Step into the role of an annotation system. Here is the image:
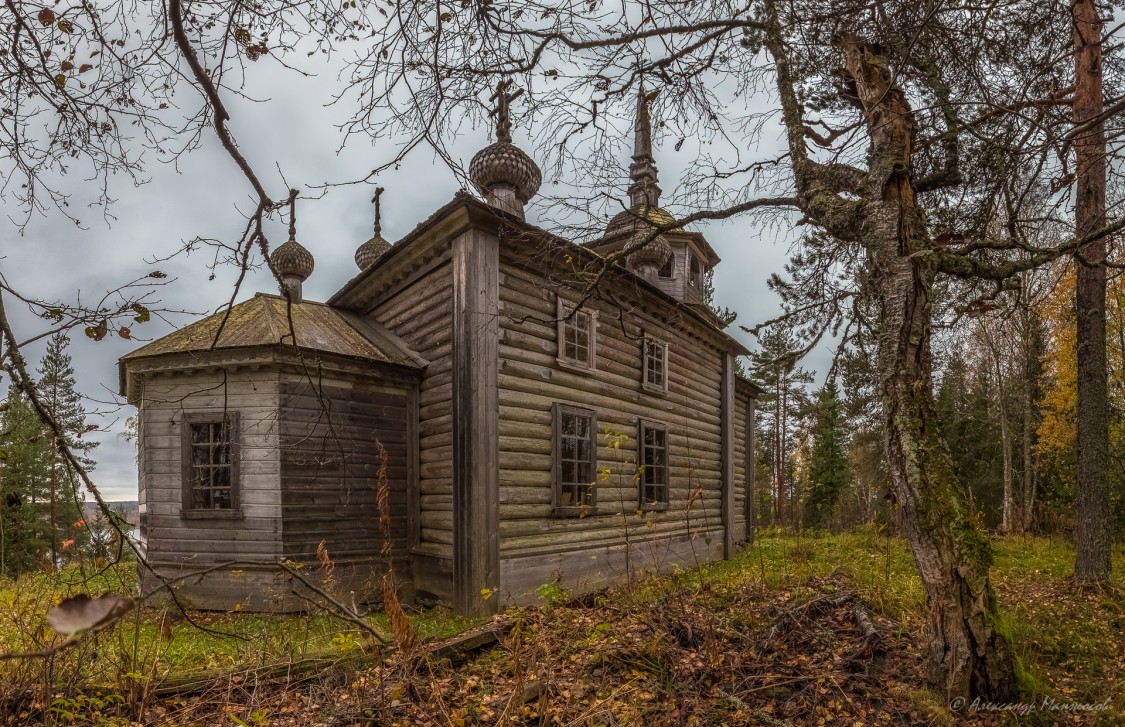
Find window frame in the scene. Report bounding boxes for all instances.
[688,254,703,290]
[552,403,598,515]
[556,297,598,369]
[658,249,676,279]
[637,419,669,510]
[641,336,670,394]
[180,412,242,519]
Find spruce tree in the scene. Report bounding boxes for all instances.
[805,380,848,529]
[0,385,51,576]
[35,333,97,568]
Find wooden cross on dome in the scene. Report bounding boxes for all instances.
[371,186,384,236]
[489,79,524,144]
[287,188,299,240]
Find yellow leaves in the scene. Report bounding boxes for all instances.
[84,319,107,340]
[131,303,151,323]
[1035,266,1125,486]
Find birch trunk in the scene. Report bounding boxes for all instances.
[765,11,1018,698]
[839,35,1018,700]
[985,327,1015,533]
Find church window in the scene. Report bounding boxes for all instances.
[554,404,597,513]
[182,413,240,516]
[638,420,669,508]
[689,254,703,289]
[557,298,597,368]
[642,337,669,392]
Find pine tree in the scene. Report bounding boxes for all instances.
[0,385,51,576]
[805,380,848,529]
[35,333,98,568]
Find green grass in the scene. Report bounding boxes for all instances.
[0,561,479,688]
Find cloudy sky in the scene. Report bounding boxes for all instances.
[2,43,825,502]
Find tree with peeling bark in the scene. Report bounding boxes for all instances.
[765,16,1024,700]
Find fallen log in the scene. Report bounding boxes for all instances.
[153,619,510,698]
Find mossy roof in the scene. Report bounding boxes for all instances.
[120,293,421,368]
[605,204,684,234]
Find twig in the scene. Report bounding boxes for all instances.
[276,560,391,645]
[755,593,854,656]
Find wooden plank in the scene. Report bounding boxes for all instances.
[277,380,412,568]
[497,382,722,438]
[413,551,454,600]
[498,532,725,604]
[746,394,756,544]
[451,227,501,616]
[407,383,421,552]
[499,339,720,412]
[719,352,735,559]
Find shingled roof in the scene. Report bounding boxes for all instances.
[120,293,423,368]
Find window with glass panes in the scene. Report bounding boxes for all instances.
[639,420,668,507]
[182,414,238,511]
[643,338,668,391]
[561,309,591,364]
[557,298,596,368]
[554,404,596,511]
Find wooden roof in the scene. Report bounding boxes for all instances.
[120,293,423,368]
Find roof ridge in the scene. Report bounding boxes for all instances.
[259,295,288,345]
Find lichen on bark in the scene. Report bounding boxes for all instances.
[763,9,1019,699]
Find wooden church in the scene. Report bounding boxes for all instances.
[119,86,760,616]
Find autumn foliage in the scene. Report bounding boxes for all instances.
[1037,265,1125,533]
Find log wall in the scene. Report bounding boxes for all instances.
[137,368,284,609]
[277,376,412,601]
[366,254,455,600]
[733,389,749,543]
[496,254,729,603]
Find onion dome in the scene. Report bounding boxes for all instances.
[468,80,541,218]
[268,236,312,279]
[625,226,673,271]
[468,142,543,204]
[270,191,314,302]
[271,236,315,281]
[355,187,392,270]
